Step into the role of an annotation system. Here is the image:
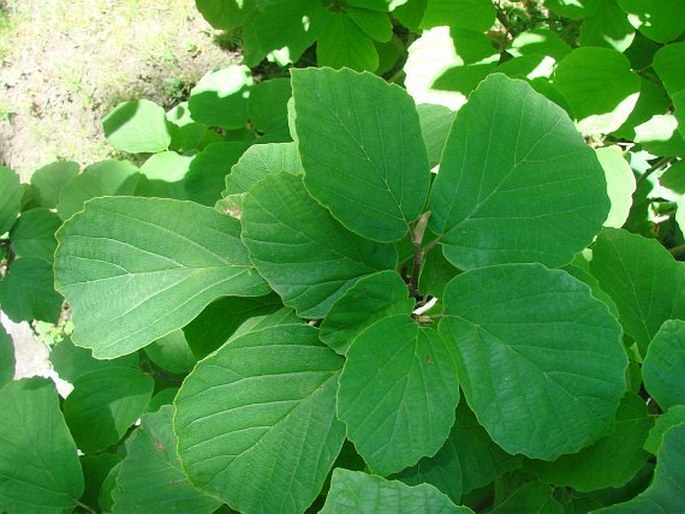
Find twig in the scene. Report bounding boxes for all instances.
[669,244,685,257]
[408,212,432,298]
[636,156,677,187]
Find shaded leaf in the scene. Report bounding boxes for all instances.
[0,257,62,322]
[643,319,685,410]
[0,165,21,234]
[103,99,171,154]
[30,160,79,209]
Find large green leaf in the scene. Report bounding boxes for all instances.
[175,324,346,513]
[291,67,430,242]
[439,264,627,460]
[195,0,256,30]
[0,257,63,322]
[320,270,414,355]
[652,42,685,98]
[596,424,685,512]
[643,320,685,410]
[56,159,140,221]
[0,165,21,234]
[589,228,685,356]
[527,392,653,492]
[111,405,220,514]
[0,325,14,387]
[241,173,397,319]
[102,99,171,154]
[54,196,269,358]
[617,0,685,43]
[320,468,471,513]
[0,378,83,513]
[51,339,154,453]
[30,160,79,209]
[429,73,609,270]
[338,315,460,475]
[553,47,640,135]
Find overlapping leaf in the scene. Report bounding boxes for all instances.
[429,74,609,269]
[175,324,346,513]
[642,320,685,410]
[54,196,269,358]
[0,165,21,234]
[439,263,627,460]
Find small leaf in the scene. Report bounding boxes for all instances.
[642,320,685,410]
[0,378,84,513]
[644,405,685,454]
[439,264,627,460]
[248,78,292,142]
[56,159,140,221]
[51,339,154,453]
[9,208,60,263]
[188,65,253,129]
[292,67,430,242]
[338,315,460,475]
[511,29,571,61]
[320,270,414,355]
[595,424,685,512]
[317,14,379,71]
[103,99,171,154]
[185,142,248,206]
[417,104,457,168]
[553,47,640,135]
[175,324,346,513]
[595,146,636,228]
[348,7,393,42]
[0,165,21,234]
[195,0,255,30]
[429,73,609,269]
[241,173,397,319]
[617,0,685,43]
[544,0,598,19]
[589,228,685,356]
[30,160,79,209]
[0,257,63,322]
[144,330,196,375]
[491,481,564,513]
[526,392,653,492]
[55,196,269,358]
[320,468,471,513]
[80,454,121,513]
[111,405,220,514]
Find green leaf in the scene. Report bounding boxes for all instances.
[166,102,219,154]
[348,7,393,42]
[510,29,571,61]
[248,78,292,142]
[595,146,636,228]
[0,378,83,513]
[634,114,685,157]
[320,270,414,355]
[394,421,463,503]
[421,0,495,31]
[30,160,79,209]
[9,208,60,263]
[617,0,685,43]
[563,264,620,319]
[452,403,522,493]
[491,481,564,513]
[613,78,669,141]
[589,228,685,356]
[80,453,121,513]
[56,159,140,221]
[338,315,460,474]
[653,42,685,97]
[417,104,457,168]
[144,329,196,375]
[195,0,256,30]
[112,405,220,514]
[292,67,430,242]
[183,294,283,359]
[644,405,685,454]
[175,324,346,513]
[580,0,635,52]
[429,73,609,270]
[596,424,685,512]
[137,150,193,200]
[54,196,269,358]
[0,165,21,234]
[450,28,498,64]
[317,14,379,72]
[51,339,154,453]
[102,99,171,154]
[643,320,685,410]
[241,173,397,319]
[527,393,652,492]
[544,0,598,19]
[0,257,63,322]
[320,468,470,513]
[553,47,640,135]
[0,325,14,387]
[185,142,247,206]
[439,264,627,460]
[660,161,685,195]
[188,65,253,130]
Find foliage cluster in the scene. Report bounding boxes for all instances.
[1,0,685,512]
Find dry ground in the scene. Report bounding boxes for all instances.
[0,0,236,379]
